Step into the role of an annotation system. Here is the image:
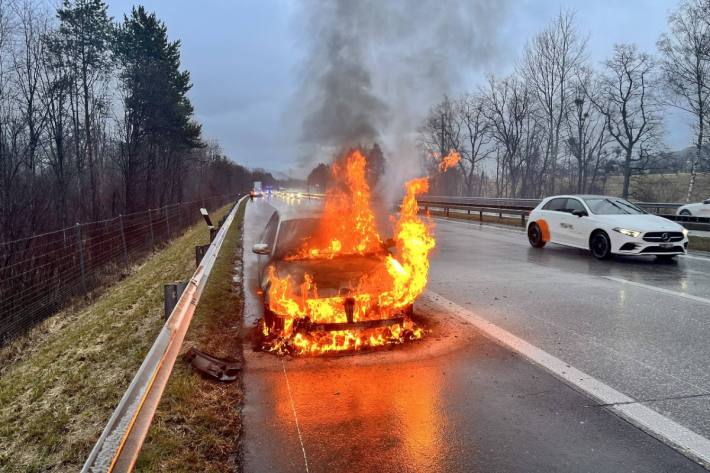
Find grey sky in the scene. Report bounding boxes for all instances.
[108,0,688,177]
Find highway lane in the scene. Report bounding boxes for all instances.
[429,216,710,439]
[240,196,706,472]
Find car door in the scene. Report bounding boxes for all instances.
[562,198,595,248]
[539,198,569,245]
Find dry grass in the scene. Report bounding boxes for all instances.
[0,205,232,473]
[604,173,710,202]
[135,200,246,473]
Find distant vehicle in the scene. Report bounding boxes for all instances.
[527,195,689,260]
[676,198,710,217]
[253,181,262,193]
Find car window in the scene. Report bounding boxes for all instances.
[584,198,644,215]
[542,198,567,212]
[259,211,279,248]
[274,218,319,259]
[566,198,585,213]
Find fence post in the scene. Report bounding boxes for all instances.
[165,206,171,239]
[178,202,184,232]
[119,214,129,266]
[148,209,155,253]
[75,223,87,295]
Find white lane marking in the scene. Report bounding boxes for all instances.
[682,253,710,263]
[604,276,710,306]
[426,290,710,468]
[282,360,310,473]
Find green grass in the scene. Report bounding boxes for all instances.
[0,205,233,473]
[135,200,246,473]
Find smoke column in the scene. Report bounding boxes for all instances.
[293,0,510,195]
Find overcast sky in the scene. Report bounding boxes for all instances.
[108,0,688,177]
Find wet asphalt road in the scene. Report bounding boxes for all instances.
[429,217,710,438]
[240,196,708,472]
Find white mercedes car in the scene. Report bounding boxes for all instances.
[676,198,710,217]
[527,195,689,260]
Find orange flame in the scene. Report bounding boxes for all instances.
[438,150,461,172]
[263,149,434,355]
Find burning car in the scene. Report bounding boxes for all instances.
[251,149,441,355]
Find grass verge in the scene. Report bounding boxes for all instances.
[135,199,246,473]
[0,204,232,473]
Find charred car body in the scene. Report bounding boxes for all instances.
[253,209,414,344]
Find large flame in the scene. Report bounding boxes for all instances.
[263,149,434,355]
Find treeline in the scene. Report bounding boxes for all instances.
[422,1,710,202]
[0,0,268,243]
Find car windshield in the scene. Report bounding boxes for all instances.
[274,218,319,259]
[584,197,645,215]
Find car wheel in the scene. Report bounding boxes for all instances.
[527,222,546,248]
[679,209,692,216]
[590,231,613,260]
[656,255,677,262]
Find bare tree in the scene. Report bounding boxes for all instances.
[566,68,610,193]
[521,10,586,195]
[483,74,533,198]
[456,93,493,195]
[591,44,662,198]
[658,0,710,202]
[419,96,463,193]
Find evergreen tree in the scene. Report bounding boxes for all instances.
[114,6,202,210]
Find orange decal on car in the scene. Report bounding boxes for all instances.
[538,219,550,242]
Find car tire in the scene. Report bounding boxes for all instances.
[679,209,692,216]
[527,222,546,248]
[590,231,613,260]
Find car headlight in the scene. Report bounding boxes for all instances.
[613,227,641,238]
[682,228,689,237]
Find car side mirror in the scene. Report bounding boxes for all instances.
[572,209,587,217]
[252,243,270,255]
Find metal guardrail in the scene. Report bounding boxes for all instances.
[419,196,710,232]
[81,195,245,473]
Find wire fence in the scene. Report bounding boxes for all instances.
[0,194,237,344]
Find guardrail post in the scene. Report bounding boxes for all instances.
[479,210,483,222]
[195,244,210,267]
[148,209,155,253]
[446,207,450,217]
[209,228,217,242]
[75,223,87,295]
[163,281,188,319]
[521,214,525,227]
[119,214,129,266]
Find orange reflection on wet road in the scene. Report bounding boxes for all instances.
[272,359,446,473]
